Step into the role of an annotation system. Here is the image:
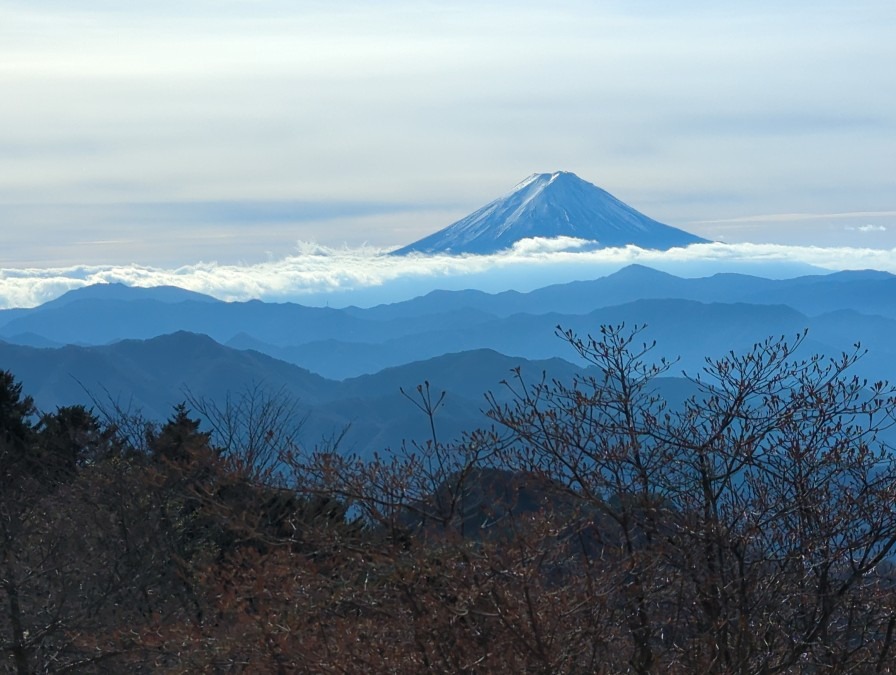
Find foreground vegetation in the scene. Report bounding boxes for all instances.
[4,326,896,673]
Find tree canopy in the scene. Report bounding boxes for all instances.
[3,326,896,672]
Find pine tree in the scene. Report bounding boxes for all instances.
[0,370,37,493]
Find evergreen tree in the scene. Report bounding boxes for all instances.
[0,370,37,493]
[149,403,212,464]
[36,405,110,481]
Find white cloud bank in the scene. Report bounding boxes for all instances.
[3,240,896,310]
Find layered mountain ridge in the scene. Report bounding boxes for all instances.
[5,264,896,456]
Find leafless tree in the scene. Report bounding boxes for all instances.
[486,325,896,673]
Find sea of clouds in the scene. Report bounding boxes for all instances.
[3,239,896,310]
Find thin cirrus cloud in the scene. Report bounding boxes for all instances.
[695,211,896,225]
[847,225,888,233]
[3,240,896,311]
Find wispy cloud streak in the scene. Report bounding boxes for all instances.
[693,211,896,225]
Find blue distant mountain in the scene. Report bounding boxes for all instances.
[5,265,896,379]
[43,282,220,307]
[392,172,709,255]
[6,263,896,453]
[0,333,603,456]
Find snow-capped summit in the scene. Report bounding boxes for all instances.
[392,171,709,255]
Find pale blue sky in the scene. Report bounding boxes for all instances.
[2,1,895,267]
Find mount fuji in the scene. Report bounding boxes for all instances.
[392,171,710,255]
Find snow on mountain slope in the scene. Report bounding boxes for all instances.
[392,171,709,255]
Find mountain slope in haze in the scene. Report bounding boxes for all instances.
[260,300,827,379]
[392,172,710,255]
[0,297,423,347]
[264,297,896,382]
[0,334,613,456]
[0,332,339,420]
[42,282,221,308]
[350,265,896,321]
[6,267,896,362]
[6,326,887,457]
[0,294,501,348]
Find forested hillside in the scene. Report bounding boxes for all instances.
[4,326,896,673]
